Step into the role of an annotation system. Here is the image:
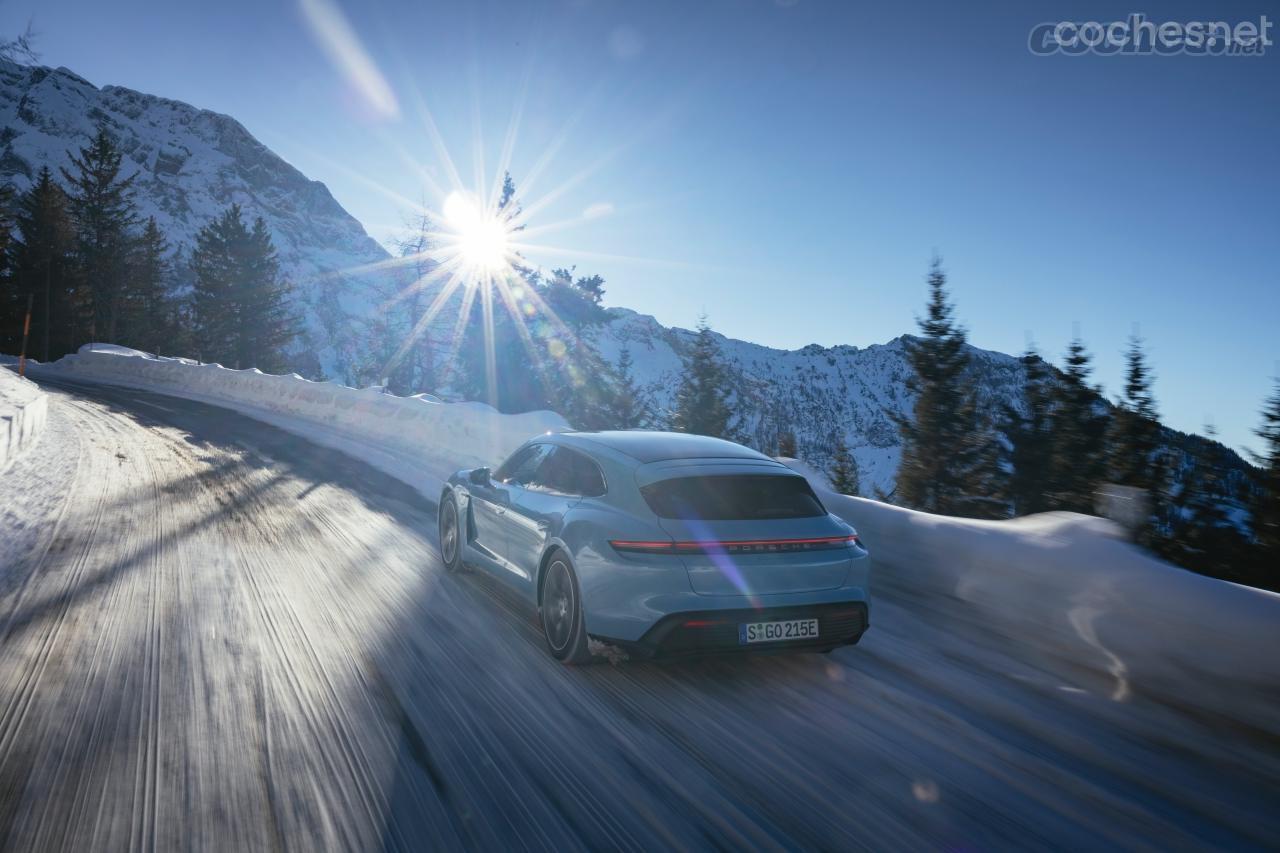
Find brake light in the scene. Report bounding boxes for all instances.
[608,540,678,553]
[610,535,859,555]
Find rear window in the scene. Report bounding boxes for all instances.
[640,475,826,520]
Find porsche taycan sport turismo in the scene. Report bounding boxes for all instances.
[438,431,871,663]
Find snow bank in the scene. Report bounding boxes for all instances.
[784,459,1280,735]
[0,365,49,471]
[26,345,568,494]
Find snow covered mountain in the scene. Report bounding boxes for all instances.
[0,60,1251,502]
[0,60,390,376]
[594,309,1027,496]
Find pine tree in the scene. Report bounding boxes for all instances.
[895,257,1006,517]
[0,182,12,268]
[0,23,38,64]
[1046,336,1109,513]
[1108,334,1165,497]
[0,181,14,348]
[777,429,798,458]
[9,168,78,361]
[373,212,439,395]
[236,216,295,372]
[609,346,652,429]
[1253,378,1280,562]
[191,205,294,370]
[61,127,138,343]
[120,216,174,354]
[829,435,860,495]
[1003,346,1054,515]
[671,316,735,439]
[1167,426,1252,582]
[191,206,240,363]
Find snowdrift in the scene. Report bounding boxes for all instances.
[25,345,568,494]
[0,365,49,471]
[785,459,1280,736]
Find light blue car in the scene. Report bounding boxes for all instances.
[438,431,871,663]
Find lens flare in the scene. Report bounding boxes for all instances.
[442,191,510,273]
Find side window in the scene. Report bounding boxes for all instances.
[496,444,552,485]
[569,450,606,497]
[494,445,537,481]
[527,447,606,497]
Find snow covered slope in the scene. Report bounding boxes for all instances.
[595,308,1026,497]
[0,60,391,378]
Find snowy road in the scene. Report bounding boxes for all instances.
[1,376,1276,851]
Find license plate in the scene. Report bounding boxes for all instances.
[738,618,819,644]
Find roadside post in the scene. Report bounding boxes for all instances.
[18,293,33,377]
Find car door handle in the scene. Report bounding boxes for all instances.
[536,521,549,532]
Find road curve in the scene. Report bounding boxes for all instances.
[0,376,1275,851]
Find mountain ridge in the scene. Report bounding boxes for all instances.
[0,59,1254,501]
[0,59,391,376]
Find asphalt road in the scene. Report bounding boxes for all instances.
[0,376,1275,851]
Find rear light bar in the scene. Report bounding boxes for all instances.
[610,535,859,555]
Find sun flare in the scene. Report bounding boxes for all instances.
[442,191,511,273]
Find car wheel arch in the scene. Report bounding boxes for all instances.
[535,542,572,606]
[440,486,471,540]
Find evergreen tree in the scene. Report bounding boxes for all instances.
[9,168,78,360]
[777,429,798,458]
[191,205,294,370]
[443,174,617,424]
[895,257,1007,517]
[0,182,11,269]
[120,216,175,354]
[671,316,735,439]
[373,212,439,395]
[61,127,138,343]
[236,216,295,372]
[0,22,38,64]
[1108,334,1166,501]
[0,181,14,346]
[608,346,652,428]
[1167,426,1252,583]
[1002,346,1054,515]
[1046,336,1109,512]
[191,206,239,362]
[829,435,860,495]
[1253,378,1280,563]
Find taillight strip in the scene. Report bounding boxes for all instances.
[610,535,859,554]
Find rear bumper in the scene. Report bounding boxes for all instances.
[594,601,869,660]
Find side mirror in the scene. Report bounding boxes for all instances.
[469,467,491,485]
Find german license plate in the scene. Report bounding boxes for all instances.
[739,618,819,644]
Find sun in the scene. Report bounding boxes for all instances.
[442,191,511,274]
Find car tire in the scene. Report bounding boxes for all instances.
[540,550,593,665]
[438,492,464,573]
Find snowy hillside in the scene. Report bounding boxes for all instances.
[595,308,1026,497]
[0,60,390,377]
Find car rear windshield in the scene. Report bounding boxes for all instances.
[640,475,826,520]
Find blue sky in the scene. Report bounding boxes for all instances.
[3,0,1277,455]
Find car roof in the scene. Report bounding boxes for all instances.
[552,430,775,464]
